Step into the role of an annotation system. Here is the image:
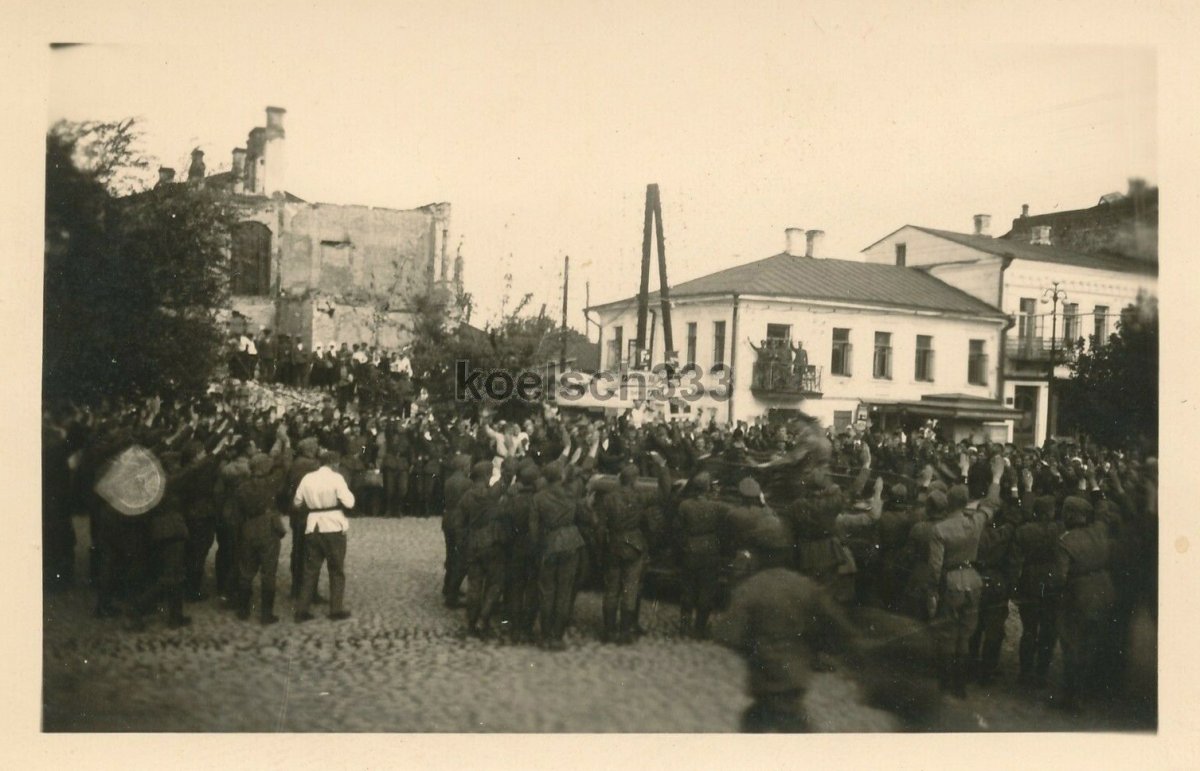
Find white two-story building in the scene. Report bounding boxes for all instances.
[587,228,1020,443]
[861,200,1158,446]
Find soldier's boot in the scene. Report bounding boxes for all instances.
[617,612,635,645]
[601,608,618,643]
[261,589,279,625]
[236,587,252,621]
[167,589,192,628]
[951,657,969,699]
[937,660,953,694]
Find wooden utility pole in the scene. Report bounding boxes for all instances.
[634,183,673,368]
[560,255,570,369]
[635,188,654,363]
[653,185,674,362]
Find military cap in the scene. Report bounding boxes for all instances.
[619,463,639,483]
[1062,495,1093,527]
[947,484,970,510]
[685,470,712,495]
[929,480,949,494]
[297,437,319,458]
[1033,495,1057,521]
[471,460,494,480]
[517,462,541,484]
[250,453,274,476]
[738,476,762,499]
[542,462,564,483]
[926,490,949,516]
[889,483,908,502]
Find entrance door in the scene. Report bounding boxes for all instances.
[1013,385,1039,448]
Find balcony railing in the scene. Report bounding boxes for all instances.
[1005,337,1080,364]
[749,339,822,397]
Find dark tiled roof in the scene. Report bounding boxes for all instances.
[591,253,1004,317]
[910,226,1157,276]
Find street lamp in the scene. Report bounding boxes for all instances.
[1041,281,1068,443]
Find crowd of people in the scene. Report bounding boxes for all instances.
[228,329,415,412]
[41,374,1158,731]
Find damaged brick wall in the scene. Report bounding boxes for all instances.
[227,198,451,350]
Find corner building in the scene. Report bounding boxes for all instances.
[588,228,1019,443]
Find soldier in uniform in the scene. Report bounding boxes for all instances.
[214,439,254,605]
[674,471,728,638]
[502,462,541,642]
[926,454,1004,697]
[713,552,862,732]
[1013,493,1063,688]
[127,452,191,630]
[440,454,473,607]
[787,483,854,603]
[1055,495,1117,713]
[382,421,411,517]
[596,460,664,644]
[178,439,220,602]
[232,453,287,624]
[458,461,507,637]
[968,490,1020,685]
[530,462,586,649]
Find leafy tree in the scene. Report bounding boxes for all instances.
[44,120,233,405]
[1057,295,1158,450]
[406,283,563,420]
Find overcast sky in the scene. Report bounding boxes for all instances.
[48,4,1156,333]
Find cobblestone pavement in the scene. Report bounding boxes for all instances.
[43,517,1139,732]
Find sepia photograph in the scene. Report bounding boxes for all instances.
[31,2,1170,741]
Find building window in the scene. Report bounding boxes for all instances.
[833,410,853,434]
[607,326,623,369]
[230,221,272,296]
[873,331,892,380]
[1093,305,1109,344]
[968,339,988,385]
[831,328,852,376]
[1062,303,1081,345]
[766,323,791,341]
[1018,297,1036,341]
[686,322,697,367]
[712,321,726,368]
[915,334,934,382]
[895,242,907,267]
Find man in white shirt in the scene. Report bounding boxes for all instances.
[292,450,355,622]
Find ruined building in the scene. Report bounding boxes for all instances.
[166,106,461,350]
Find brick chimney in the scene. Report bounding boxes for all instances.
[784,227,805,257]
[262,106,287,198]
[1128,177,1147,197]
[1030,225,1052,246]
[187,148,206,184]
[973,214,991,237]
[1021,204,1030,218]
[247,128,266,194]
[231,148,247,194]
[157,167,175,187]
[805,229,825,258]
